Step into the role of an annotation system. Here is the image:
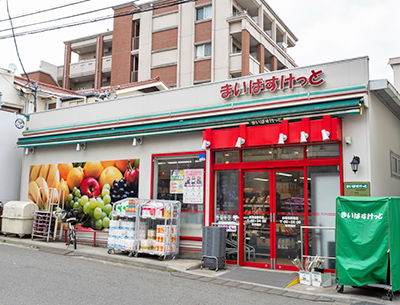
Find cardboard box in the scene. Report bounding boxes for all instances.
[299,270,312,286]
[257,237,270,246]
[311,271,332,287]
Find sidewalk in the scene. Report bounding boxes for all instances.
[0,234,396,304]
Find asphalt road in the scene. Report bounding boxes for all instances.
[0,242,346,305]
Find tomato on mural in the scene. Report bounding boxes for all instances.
[28,159,140,231]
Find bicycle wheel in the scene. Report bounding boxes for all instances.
[72,229,77,249]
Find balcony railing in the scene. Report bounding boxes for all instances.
[131,71,138,83]
[102,55,112,72]
[132,37,139,50]
[69,59,96,77]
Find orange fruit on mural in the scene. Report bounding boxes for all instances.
[99,166,123,189]
[57,178,70,206]
[67,167,84,190]
[115,159,135,173]
[100,160,115,168]
[83,161,104,179]
[58,163,73,181]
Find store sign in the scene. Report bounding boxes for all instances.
[344,182,370,196]
[220,69,325,99]
[249,117,282,126]
[217,221,237,232]
[340,211,382,220]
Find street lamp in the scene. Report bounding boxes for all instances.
[350,156,360,174]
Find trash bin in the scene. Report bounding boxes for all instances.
[1,201,37,237]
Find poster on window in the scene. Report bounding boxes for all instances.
[170,170,184,194]
[183,169,204,203]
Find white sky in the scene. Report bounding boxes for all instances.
[0,0,399,83]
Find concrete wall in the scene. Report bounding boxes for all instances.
[342,111,370,182]
[368,93,400,196]
[0,111,23,202]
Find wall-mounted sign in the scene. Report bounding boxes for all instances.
[220,69,325,100]
[15,118,25,129]
[249,117,282,126]
[344,182,370,196]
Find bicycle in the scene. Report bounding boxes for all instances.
[60,209,79,249]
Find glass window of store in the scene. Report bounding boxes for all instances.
[307,165,340,270]
[153,154,205,237]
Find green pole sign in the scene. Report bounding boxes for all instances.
[343,182,370,196]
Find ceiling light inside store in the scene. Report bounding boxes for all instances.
[254,178,269,182]
[277,172,292,177]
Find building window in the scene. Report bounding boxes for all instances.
[47,102,56,110]
[153,153,206,237]
[231,39,241,54]
[196,43,211,58]
[232,6,240,16]
[196,5,212,21]
[391,151,400,179]
[306,144,340,159]
[132,20,140,50]
[131,54,139,82]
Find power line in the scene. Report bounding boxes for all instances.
[0,0,90,23]
[0,0,144,35]
[0,0,196,40]
[6,0,30,85]
[0,6,111,34]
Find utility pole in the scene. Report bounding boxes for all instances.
[33,82,38,113]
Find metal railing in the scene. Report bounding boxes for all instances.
[300,225,335,268]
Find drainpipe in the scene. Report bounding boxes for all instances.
[17,89,34,114]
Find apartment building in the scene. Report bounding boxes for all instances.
[59,0,297,91]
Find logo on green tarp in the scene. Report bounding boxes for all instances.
[344,182,370,196]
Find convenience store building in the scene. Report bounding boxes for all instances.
[18,56,400,270]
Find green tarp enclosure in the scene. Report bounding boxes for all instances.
[336,196,400,292]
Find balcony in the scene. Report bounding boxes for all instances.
[229,53,260,75]
[102,56,112,73]
[69,59,96,78]
[249,55,260,75]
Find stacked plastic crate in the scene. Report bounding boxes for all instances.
[202,226,226,270]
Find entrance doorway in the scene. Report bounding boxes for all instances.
[242,169,304,269]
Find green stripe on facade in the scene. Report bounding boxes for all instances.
[18,99,360,147]
[23,86,366,135]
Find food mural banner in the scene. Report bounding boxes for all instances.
[28,159,139,231]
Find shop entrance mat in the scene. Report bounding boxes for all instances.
[218,267,298,288]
